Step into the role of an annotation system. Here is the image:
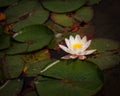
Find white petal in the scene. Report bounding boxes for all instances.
[65,38,71,49]
[69,35,75,44]
[83,49,96,55]
[75,35,81,43]
[81,36,87,44]
[81,40,91,52]
[59,45,70,53]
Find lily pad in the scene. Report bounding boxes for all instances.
[26,59,55,76]
[88,52,120,70]
[5,0,39,23]
[6,41,28,55]
[90,38,120,51]
[0,33,10,50]
[13,25,54,52]
[3,55,24,78]
[87,0,102,5]
[35,60,103,96]
[88,38,120,70]
[41,0,87,13]
[51,13,74,27]
[0,0,18,7]
[13,3,49,31]
[0,80,23,96]
[74,7,94,22]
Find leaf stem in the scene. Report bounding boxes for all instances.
[40,60,60,73]
[0,80,10,90]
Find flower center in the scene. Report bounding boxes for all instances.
[72,43,82,48]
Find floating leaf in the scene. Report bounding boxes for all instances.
[74,7,94,22]
[3,55,24,78]
[0,33,10,50]
[90,38,120,51]
[0,80,23,96]
[88,38,120,70]
[5,0,39,23]
[88,52,120,70]
[13,25,54,52]
[51,13,74,27]
[87,0,102,5]
[0,0,18,7]
[41,0,87,13]
[35,60,103,96]
[26,59,55,76]
[13,3,49,31]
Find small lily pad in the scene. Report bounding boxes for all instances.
[41,0,87,13]
[35,60,103,96]
[13,25,54,52]
[74,7,94,22]
[51,13,74,27]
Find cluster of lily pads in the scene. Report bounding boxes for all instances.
[0,0,120,96]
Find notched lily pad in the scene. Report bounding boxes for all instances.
[13,3,49,31]
[5,0,39,23]
[74,7,94,22]
[13,25,54,52]
[51,13,74,27]
[35,60,103,96]
[41,0,87,13]
[6,41,28,55]
[90,38,120,51]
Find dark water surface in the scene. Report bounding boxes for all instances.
[93,0,120,96]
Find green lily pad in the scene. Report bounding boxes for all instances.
[3,55,24,78]
[26,59,55,76]
[74,7,94,22]
[5,0,39,23]
[90,38,120,51]
[88,38,120,70]
[0,80,23,96]
[0,33,10,50]
[13,3,49,31]
[41,0,87,13]
[0,0,18,7]
[13,25,54,52]
[88,52,120,70]
[6,41,28,55]
[51,13,74,27]
[35,60,103,96]
[87,0,102,5]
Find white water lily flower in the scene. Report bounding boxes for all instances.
[59,34,96,60]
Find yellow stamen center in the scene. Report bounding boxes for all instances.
[72,43,82,48]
